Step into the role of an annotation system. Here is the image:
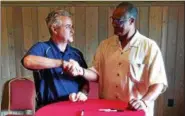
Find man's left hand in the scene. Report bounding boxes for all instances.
[69,92,88,102]
[128,99,147,112]
[76,91,88,102]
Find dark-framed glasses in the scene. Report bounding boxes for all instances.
[110,16,129,25]
[63,24,74,30]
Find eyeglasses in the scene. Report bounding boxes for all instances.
[63,24,74,30]
[57,24,74,30]
[110,16,129,25]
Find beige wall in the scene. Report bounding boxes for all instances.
[1,1,184,116]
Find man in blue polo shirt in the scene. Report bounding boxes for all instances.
[21,10,89,109]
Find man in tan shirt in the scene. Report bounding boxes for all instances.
[68,2,168,116]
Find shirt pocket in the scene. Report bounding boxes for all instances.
[129,62,145,83]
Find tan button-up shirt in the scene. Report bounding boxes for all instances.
[92,31,168,116]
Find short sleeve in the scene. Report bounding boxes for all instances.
[149,43,168,93]
[21,42,45,69]
[26,42,45,56]
[91,41,105,73]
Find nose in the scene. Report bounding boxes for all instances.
[71,27,74,34]
[112,19,120,27]
[112,21,120,28]
[112,22,117,27]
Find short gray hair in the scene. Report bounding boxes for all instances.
[116,2,138,20]
[45,10,71,34]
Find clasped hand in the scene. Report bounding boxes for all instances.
[62,59,83,77]
[69,92,88,102]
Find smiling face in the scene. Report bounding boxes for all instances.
[112,7,134,37]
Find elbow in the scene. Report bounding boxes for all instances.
[89,74,98,82]
[95,75,99,82]
[23,56,32,69]
[88,67,99,82]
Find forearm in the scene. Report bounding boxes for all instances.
[141,83,164,104]
[82,67,99,81]
[23,55,63,70]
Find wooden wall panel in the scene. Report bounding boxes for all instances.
[174,6,184,116]
[31,7,39,44]
[75,7,86,57]
[50,6,63,12]
[164,6,179,116]
[136,7,140,30]
[139,7,149,37]
[0,2,184,116]
[22,7,33,76]
[1,8,10,107]
[13,7,24,76]
[108,6,115,37]
[22,7,33,52]
[1,7,10,79]
[98,7,108,43]
[0,7,2,109]
[85,7,98,66]
[38,7,50,42]
[6,7,16,78]
[161,6,168,60]
[149,7,162,46]
[155,6,169,116]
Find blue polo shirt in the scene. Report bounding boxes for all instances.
[21,39,88,108]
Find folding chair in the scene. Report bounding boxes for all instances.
[1,77,35,116]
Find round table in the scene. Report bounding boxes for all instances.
[35,99,145,116]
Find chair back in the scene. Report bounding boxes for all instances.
[1,77,35,113]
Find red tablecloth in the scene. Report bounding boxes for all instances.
[35,99,145,116]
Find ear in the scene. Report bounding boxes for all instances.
[129,18,135,25]
[51,25,57,35]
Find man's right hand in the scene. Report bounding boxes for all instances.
[69,59,84,76]
[62,59,99,81]
[62,59,83,77]
[62,60,72,72]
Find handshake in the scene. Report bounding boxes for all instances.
[62,59,84,77]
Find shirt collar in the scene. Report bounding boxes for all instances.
[49,39,72,55]
[113,30,140,49]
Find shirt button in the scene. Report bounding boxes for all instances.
[117,73,120,76]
